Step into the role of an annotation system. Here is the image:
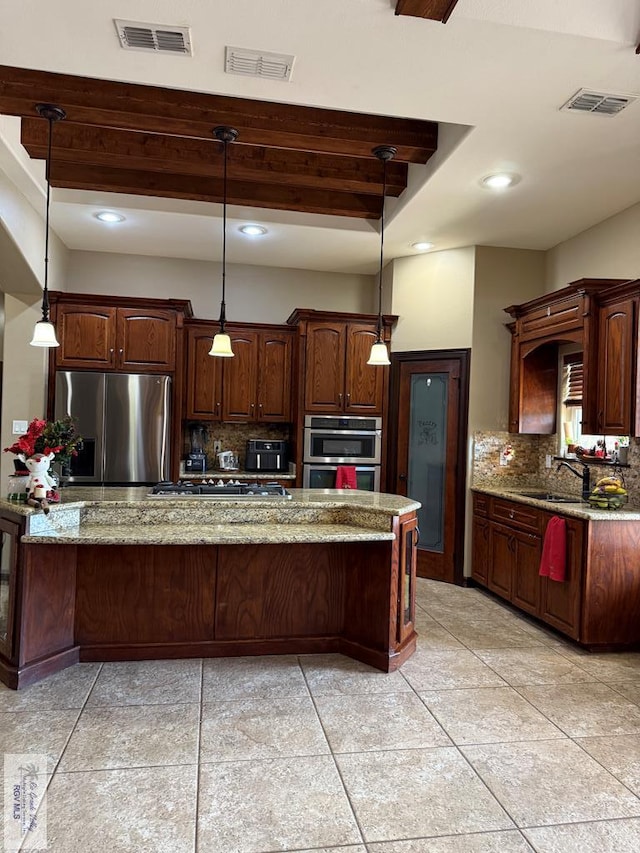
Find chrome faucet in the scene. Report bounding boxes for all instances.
[556,460,591,498]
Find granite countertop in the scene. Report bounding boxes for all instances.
[8,487,420,545]
[473,485,640,521]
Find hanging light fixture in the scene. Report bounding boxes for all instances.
[209,125,239,358]
[30,103,66,347]
[367,144,396,366]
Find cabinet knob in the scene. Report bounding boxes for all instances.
[109,348,114,354]
[509,510,515,519]
[250,403,255,409]
[119,348,123,354]
[338,393,343,403]
[346,392,351,404]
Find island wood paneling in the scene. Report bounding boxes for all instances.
[18,545,77,665]
[215,543,345,639]
[75,545,216,645]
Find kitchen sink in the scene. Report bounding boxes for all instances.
[516,491,582,503]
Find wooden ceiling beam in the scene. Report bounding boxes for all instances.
[21,119,408,196]
[395,0,460,22]
[0,65,437,163]
[48,163,382,219]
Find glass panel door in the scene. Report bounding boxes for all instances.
[0,520,18,660]
[408,373,448,553]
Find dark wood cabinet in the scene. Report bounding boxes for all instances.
[54,303,178,372]
[505,279,626,435]
[471,492,593,644]
[0,517,20,662]
[595,298,636,435]
[539,515,583,640]
[397,514,418,646]
[185,322,293,423]
[185,325,224,420]
[304,320,384,414]
[470,501,490,586]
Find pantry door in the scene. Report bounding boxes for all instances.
[388,350,470,584]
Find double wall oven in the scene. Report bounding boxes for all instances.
[302,415,382,491]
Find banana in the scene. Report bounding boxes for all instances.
[596,476,622,487]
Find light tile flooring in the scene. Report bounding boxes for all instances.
[4,578,640,851]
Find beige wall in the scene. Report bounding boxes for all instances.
[0,294,49,486]
[546,201,640,291]
[65,252,375,323]
[389,247,476,352]
[470,246,546,432]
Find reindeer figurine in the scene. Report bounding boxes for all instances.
[19,451,57,513]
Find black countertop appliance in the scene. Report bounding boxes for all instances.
[245,439,288,472]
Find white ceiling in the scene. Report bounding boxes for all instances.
[1,0,639,274]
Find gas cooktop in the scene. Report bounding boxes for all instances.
[148,480,292,499]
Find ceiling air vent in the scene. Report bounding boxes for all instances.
[114,19,192,55]
[561,88,636,117]
[225,46,295,81]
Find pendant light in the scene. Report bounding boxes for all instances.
[209,126,238,358]
[30,103,66,347]
[367,144,396,366]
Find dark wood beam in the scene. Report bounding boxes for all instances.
[48,162,382,219]
[21,119,408,196]
[395,0,460,22]
[0,65,437,163]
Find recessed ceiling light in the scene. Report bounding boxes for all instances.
[239,224,267,236]
[94,211,125,223]
[481,173,519,190]
[411,241,434,252]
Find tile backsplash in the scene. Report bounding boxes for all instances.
[183,422,291,470]
[472,431,640,505]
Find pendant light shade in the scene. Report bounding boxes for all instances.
[30,104,66,348]
[367,144,396,367]
[209,125,238,358]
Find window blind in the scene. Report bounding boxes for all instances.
[563,353,583,406]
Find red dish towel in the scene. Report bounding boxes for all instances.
[335,466,357,489]
[539,516,567,582]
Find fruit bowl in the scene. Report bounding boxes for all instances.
[586,493,629,510]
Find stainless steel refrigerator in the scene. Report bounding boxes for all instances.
[55,372,171,484]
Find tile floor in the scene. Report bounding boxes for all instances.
[3,578,640,851]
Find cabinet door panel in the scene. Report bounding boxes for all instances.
[488,524,513,600]
[56,305,117,369]
[512,530,542,617]
[597,299,635,434]
[257,332,293,422]
[304,322,346,412]
[471,515,490,585]
[345,324,384,414]
[540,517,583,640]
[223,331,259,421]
[0,518,20,662]
[117,308,176,372]
[186,327,223,420]
[397,515,418,646]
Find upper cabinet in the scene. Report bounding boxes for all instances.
[50,293,191,374]
[504,279,627,435]
[594,295,636,435]
[289,310,395,415]
[185,322,294,423]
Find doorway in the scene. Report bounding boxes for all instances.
[387,350,470,584]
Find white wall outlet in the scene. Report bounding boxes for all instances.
[545,454,552,469]
[499,452,508,467]
[213,439,222,454]
[12,420,28,435]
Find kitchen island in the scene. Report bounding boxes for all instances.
[0,488,420,689]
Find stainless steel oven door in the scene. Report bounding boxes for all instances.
[303,429,382,464]
[302,464,381,492]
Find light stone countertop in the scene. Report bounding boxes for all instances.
[10,487,420,544]
[473,485,640,521]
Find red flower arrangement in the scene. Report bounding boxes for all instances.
[4,416,82,463]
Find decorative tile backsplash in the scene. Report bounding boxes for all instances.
[472,431,640,504]
[183,422,291,470]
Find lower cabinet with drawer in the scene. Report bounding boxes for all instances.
[472,492,583,641]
